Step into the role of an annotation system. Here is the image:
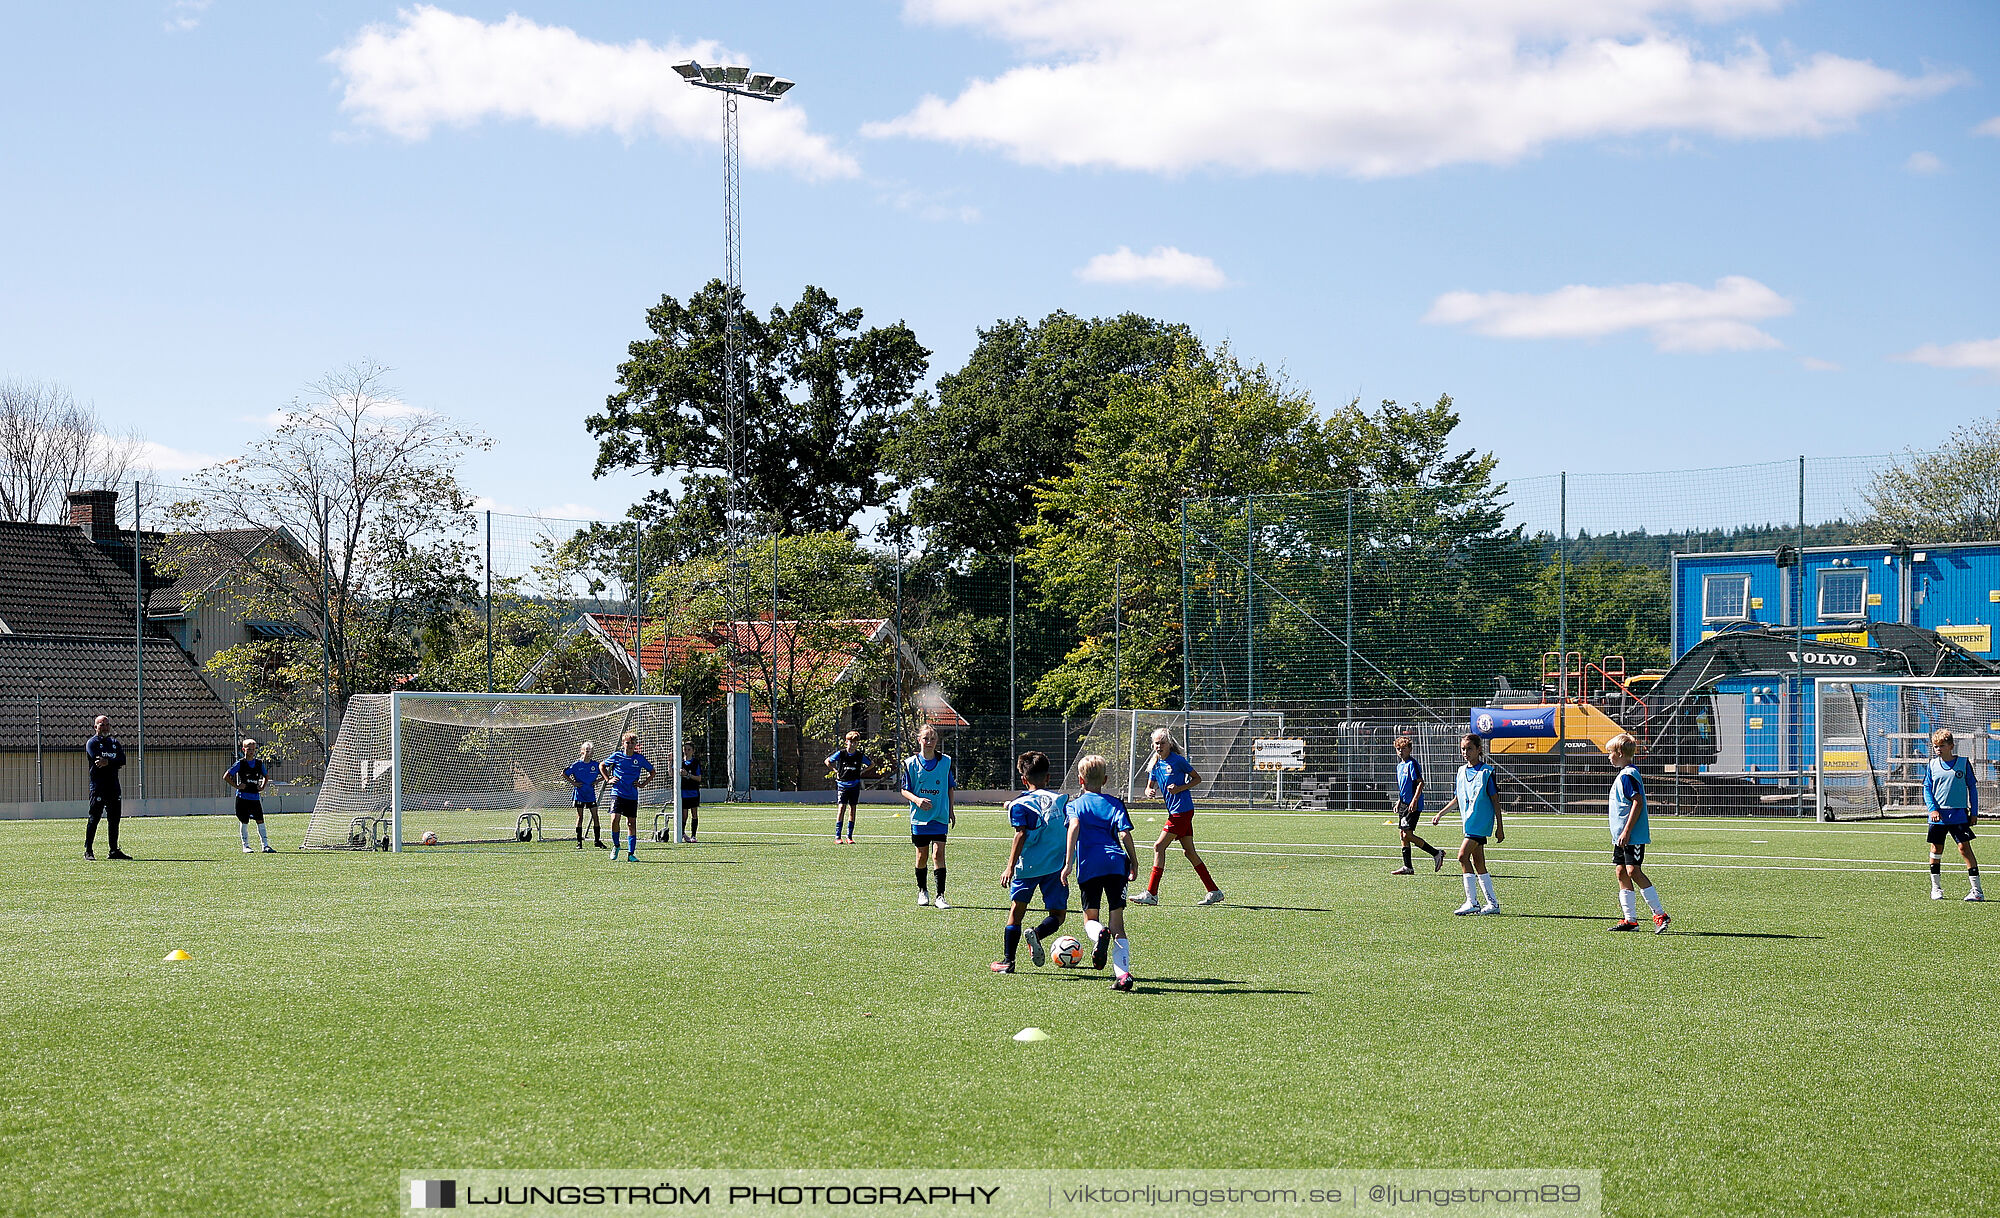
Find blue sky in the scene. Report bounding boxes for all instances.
[1,1,1995,525]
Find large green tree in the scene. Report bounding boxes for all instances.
[890,310,1194,558]
[588,282,929,537]
[1022,342,1351,714]
[1863,413,2000,542]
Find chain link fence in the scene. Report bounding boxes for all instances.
[11,451,1995,817]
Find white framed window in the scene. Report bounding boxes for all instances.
[1702,573,1751,622]
[1818,568,1868,621]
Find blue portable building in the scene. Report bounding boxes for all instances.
[1669,542,2000,782]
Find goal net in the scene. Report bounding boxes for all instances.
[1076,709,1287,806]
[1815,677,1998,821]
[303,693,682,850]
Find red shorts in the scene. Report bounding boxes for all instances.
[1162,811,1195,838]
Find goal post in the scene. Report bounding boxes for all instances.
[1814,676,1998,822]
[1078,709,1286,806]
[304,692,683,850]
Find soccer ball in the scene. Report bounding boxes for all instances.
[420,831,439,846]
[1049,936,1085,968]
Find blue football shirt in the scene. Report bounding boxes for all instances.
[1151,753,1196,815]
[602,751,653,800]
[1006,788,1069,879]
[1396,757,1424,811]
[564,759,600,803]
[1068,790,1134,881]
[1609,765,1648,845]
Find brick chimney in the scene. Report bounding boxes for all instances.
[67,489,119,540]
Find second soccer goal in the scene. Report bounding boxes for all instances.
[301,692,683,851]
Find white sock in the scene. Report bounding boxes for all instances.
[1085,918,1105,944]
[1112,937,1130,975]
[1640,885,1665,916]
[1462,874,1479,903]
[239,824,250,847]
[1618,889,1639,920]
[1972,873,1984,892]
[256,822,270,846]
[1478,874,1497,905]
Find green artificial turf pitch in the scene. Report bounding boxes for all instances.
[0,804,1993,1217]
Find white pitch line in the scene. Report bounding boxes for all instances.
[1193,846,1923,875]
[713,829,1928,873]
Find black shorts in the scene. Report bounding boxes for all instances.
[1397,805,1422,832]
[681,791,700,809]
[88,791,121,817]
[612,796,639,819]
[1928,822,1976,846]
[1464,834,1488,846]
[837,787,861,809]
[911,832,948,847]
[1080,874,1129,912]
[1611,842,1646,867]
[234,797,265,824]
[574,800,598,814]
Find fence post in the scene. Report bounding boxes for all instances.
[1345,489,1353,815]
[1009,554,1017,759]
[770,529,781,789]
[1558,472,1567,816]
[484,510,494,694]
[632,524,644,695]
[1245,495,1255,717]
[132,479,145,805]
[1797,455,1807,817]
[1113,555,1122,711]
[320,495,333,760]
[893,530,905,764]
[1180,499,1191,737]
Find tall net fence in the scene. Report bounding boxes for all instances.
[10,450,1998,816]
[1182,456,1917,815]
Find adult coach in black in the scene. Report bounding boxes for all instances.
[84,715,132,860]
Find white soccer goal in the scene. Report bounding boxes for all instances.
[1815,677,1998,821]
[1077,709,1287,807]
[303,692,682,850]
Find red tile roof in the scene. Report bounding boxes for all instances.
[585,614,968,729]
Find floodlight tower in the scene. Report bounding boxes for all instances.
[674,59,794,795]
[672,59,795,550]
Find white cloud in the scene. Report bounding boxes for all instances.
[1975,116,2000,137]
[328,6,856,180]
[1905,150,1943,173]
[1893,337,2000,374]
[1424,275,1792,352]
[1076,245,1227,290]
[880,185,982,223]
[1799,356,1841,372]
[164,0,211,32]
[867,1,1958,176]
[134,439,221,475]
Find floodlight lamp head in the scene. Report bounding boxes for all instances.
[764,77,795,98]
[672,60,704,82]
[723,63,750,85]
[746,72,776,94]
[700,63,727,83]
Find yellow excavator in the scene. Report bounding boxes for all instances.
[1476,623,1997,768]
